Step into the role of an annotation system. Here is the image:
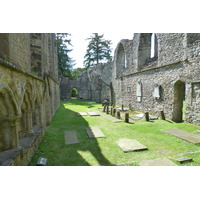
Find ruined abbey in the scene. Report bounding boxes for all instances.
[0,33,60,165]
[1,33,200,166]
[61,33,200,126]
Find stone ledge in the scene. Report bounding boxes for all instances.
[0,127,44,166]
[0,57,43,82]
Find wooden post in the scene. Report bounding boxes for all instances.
[122,104,124,111]
[106,106,109,114]
[103,105,106,112]
[113,108,116,117]
[110,108,113,115]
[117,111,121,119]
[125,113,129,123]
[159,111,165,120]
[145,112,149,121]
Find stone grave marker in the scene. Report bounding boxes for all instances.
[64,131,79,145]
[87,111,100,116]
[86,127,105,138]
[175,157,193,163]
[139,158,177,166]
[37,157,47,166]
[161,128,200,144]
[116,138,148,153]
[77,112,87,116]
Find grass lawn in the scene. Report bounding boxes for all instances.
[29,99,200,166]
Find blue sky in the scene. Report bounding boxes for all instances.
[69,33,133,68]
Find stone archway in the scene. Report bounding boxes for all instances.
[20,89,33,137]
[0,86,20,152]
[70,88,79,99]
[172,80,186,122]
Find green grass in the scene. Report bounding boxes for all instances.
[29,99,200,166]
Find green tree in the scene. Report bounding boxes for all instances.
[56,33,75,77]
[70,67,87,80]
[84,33,112,69]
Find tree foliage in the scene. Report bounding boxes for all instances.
[84,33,112,69]
[56,33,75,77]
[70,68,87,80]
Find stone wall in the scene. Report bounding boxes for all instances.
[112,33,200,125]
[60,62,113,103]
[0,33,60,166]
[60,33,200,126]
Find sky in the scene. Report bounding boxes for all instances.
[69,33,134,69]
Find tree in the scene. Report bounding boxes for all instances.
[84,33,112,69]
[70,67,87,80]
[56,33,75,77]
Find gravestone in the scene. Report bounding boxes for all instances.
[99,112,122,123]
[77,112,87,116]
[176,157,193,163]
[37,157,47,166]
[64,131,79,144]
[139,158,177,166]
[161,128,200,144]
[86,127,105,138]
[116,138,148,152]
[87,111,100,116]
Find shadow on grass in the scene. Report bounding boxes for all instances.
[29,100,111,166]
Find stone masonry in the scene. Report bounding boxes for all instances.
[60,33,200,126]
[0,33,60,166]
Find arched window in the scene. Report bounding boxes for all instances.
[138,33,158,70]
[151,33,158,58]
[116,43,126,77]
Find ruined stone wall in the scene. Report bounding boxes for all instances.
[60,62,112,103]
[112,33,200,125]
[0,33,60,166]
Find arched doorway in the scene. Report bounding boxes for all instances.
[71,88,78,100]
[172,80,186,122]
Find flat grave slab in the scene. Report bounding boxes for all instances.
[139,158,177,166]
[175,157,193,163]
[77,112,88,116]
[161,128,200,144]
[116,138,148,153]
[99,112,122,123]
[87,111,100,116]
[86,127,105,138]
[37,157,47,166]
[64,131,79,145]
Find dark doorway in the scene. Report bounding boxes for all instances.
[172,81,186,122]
[71,88,78,100]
